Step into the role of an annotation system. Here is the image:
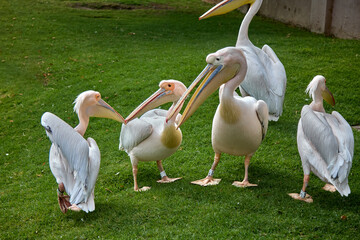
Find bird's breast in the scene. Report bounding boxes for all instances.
[219,101,241,124]
[160,124,182,149]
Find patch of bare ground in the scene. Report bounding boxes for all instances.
[69,2,174,11]
[352,125,360,131]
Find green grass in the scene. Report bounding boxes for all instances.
[1,0,359,239]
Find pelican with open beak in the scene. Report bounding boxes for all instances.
[169,47,268,187]
[119,80,187,191]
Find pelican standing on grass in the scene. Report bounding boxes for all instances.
[41,91,125,213]
[289,75,354,203]
[200,0,286,121]
[119,80,186,191]
[168,47,268,187]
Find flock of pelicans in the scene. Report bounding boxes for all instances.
[41,0,354,213]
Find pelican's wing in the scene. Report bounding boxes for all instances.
[261,44,287,97]
[255,100,269,140]
[76,137,100,212]
[41,112,89,204]
[325,111,354,182]
[119,118,153,152]
[141,109,167,119]
[300,106,338,170]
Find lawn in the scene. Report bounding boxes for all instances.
[1,0,359,239]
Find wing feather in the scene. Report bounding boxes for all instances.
[119,118,152,152]
[41,112,89,204]
[325,111,354,182]
[300,106,338,168]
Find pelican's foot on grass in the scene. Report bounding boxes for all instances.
[135,186,151,192]
[322,183,336,192]
[68,204,82,212]
[288,193,313,203]
[191,176,221,186]
[232,180,258,188]
[157,176,182,183]
[57,193,71,214]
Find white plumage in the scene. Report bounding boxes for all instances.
[289,75,354,202]
[41,90,124,213]
[168,47,268,187]
[119,80,186,191]
[200,0,286,121]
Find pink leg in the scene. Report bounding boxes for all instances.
[156,160,181,183]
[191,152,222,186]
[288,174,313,203]
[232,155,258,187]
[132,165,151,192]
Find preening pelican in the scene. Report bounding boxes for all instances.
[119,80,186,191]
[168,47,268,187]
[200,0,286,121]
[289,76,354,203]
[41,91,124,213]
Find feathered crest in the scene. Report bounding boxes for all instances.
[305,75,325,100]
[73,90,96,114]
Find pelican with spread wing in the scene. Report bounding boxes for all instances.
[200,0,286,121]
[119,80,186,191]
[41,91,124,213]
[289,76,354,203]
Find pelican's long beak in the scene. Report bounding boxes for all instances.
[126,88,176,122]
[200,0,254,20]
[92,99,125,123]
[168,64,224,128]
[166,65,212,122]
[322,87,335,106]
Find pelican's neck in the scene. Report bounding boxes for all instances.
[166,100,183,125]
[236,0,262,47]
[74,106,89,136]
[162,101,182,149]
[309,91,325,113]
[222,61,248,104]
[219,61,247,125]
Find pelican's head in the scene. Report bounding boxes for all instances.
[305,75,335,106]
[125,80,187,123]
[73,90,125,123]
[167,47,247,127]
[200,0,255,20]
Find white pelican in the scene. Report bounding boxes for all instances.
[200,0,286,121]
[168,47,268,187]
[119,80,186,191]
[41,91,124,213]
[289,75,354,203]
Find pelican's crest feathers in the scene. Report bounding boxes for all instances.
[305,75,323,100]
[73,90,97,114]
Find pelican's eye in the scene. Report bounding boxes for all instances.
[95,93,101,101]
[164,83,175,91]
[216,57,220,61]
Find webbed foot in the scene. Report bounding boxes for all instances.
[135,186,151,192]
[288,193,313,203]
[232,180,258,188]
[191,176,221,186]
[57,192,71,214]
[157,176,182,183]
[322,183,336,192]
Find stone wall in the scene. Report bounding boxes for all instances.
[207,0,360,39]
[257,0,360,39]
